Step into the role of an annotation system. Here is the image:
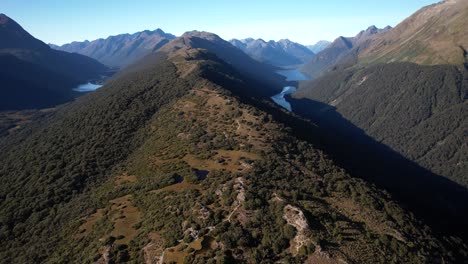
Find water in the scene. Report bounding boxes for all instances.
[271,86,297,111]
[73,82,103,92]
[276,69,309,81]
[271,69,309,111]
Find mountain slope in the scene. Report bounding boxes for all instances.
[300,26,390,78]
[307,40,331,53]
[294,62,467,187]
[359,0,468,66]
[230,38,314,67]
[0,14,108,110]
[293,1,468,190]
[0,39,464,263]
[52,29,176,68]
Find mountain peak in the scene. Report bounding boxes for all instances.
[366,25,377,31]
[0,14,49,50]
[155,28,165,35]
[0,13,10,24]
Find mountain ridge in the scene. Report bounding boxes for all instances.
[300,25,391,78]
[0,44,465,262]
[51,28,176,68]
[358,0,468,66]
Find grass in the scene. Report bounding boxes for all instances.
[109,195,142,245]
[150,178,202,194]
[76,209,106,239]
[184,150,260,173]
[114,173,137,186]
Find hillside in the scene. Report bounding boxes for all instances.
[0,14,109,110]
[358,0,468,66]
[0,37,465,263]
[230,38,314,67]
[307,40,331,53]
[293,0,468,190]
[300,26,390,78]
[52,29,176,68]
[294,62,467,187]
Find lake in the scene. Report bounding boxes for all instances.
[73,82,103,92]
[271,69,309,111]
[276,69,309,81]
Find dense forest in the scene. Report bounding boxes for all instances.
[0,48,465,263]
[294,62,467,187]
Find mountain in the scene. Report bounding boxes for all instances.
[358,0,468,66]
[229,38,314,67]
[0,14,108,110]
[307,40,331,53]
[160,31,286,95]
[300,25,391,78]
[293,1,468,188]
[52,29,176,68]
[0,32,465,263]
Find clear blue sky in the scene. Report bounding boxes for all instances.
[2,0,439,45]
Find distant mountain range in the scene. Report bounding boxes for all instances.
[300,25,391,78]
[307,40,331,53]
[51,29,176,68]
[0,14,108,110]
[229,38,314,67]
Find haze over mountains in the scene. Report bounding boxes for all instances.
[0,14,108,110]
[51,29,176,68]
[306,40,331,53]
[53,31,317,69]
[0,0,467,263]
[229,38,314,67]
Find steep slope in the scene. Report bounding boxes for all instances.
[300,26,390,78]
[52,29,176,68]
[230,38,314,67]
[0,44,464,263]
[359,0,468,66]
[307,40,331,53]
[294,62,467,187]
[0,14,109,110]
[293,0,468,189]
[0,54,77,110]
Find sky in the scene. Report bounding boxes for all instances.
[2,0,439,45]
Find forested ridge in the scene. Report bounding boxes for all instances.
[0,48,465,263]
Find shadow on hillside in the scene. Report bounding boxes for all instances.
[270,95,468,239]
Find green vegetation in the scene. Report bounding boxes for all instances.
[0,48,465,263]
[295,62,467,187]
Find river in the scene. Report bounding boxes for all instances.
[73,82,103,92]
[271,69,309,111]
